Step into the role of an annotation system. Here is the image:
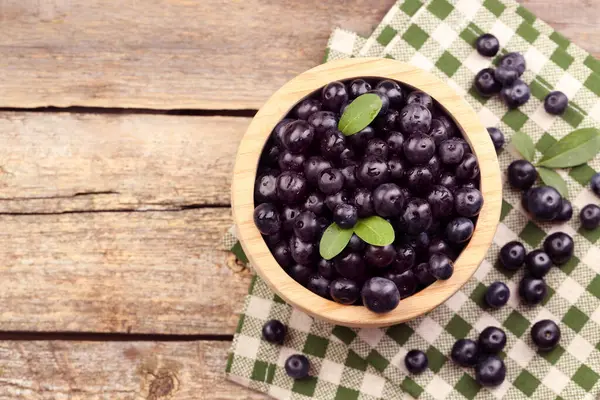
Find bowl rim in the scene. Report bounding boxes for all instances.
[232,57,502,328]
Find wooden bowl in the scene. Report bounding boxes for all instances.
[232,58,502,328]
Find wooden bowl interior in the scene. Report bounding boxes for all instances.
[232,58,502,327]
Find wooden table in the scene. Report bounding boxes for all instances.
[0,1,597,398]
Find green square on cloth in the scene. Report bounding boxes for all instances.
[225,0,600,398]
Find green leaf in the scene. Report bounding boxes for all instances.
[231,241,248,264]
[338,93,382,136]
[319,223,353,260]
[353,216,395,246]
[537,167,568,197]
[537,128,600,168]
[510,131,535,162]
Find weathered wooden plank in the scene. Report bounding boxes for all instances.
[0,208,252,334]
[0,0,394,109]
[0,340,264,399]
[518,0,600,58]
[0,113,247,212]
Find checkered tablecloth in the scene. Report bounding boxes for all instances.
[225,0,600,398]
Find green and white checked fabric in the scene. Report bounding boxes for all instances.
[226,1,600,398]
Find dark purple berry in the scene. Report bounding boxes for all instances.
[382,269,417,299]
[507,160,536,190]
[373,183,405,217]
[386,131,405,155]
[307,274,331,299]
[347,234,365,252]
[580,204,600,230]
[366,138,389,159]
[272,241,294,268]
[375,109,400,132]
[555,198,573,222]
[455,153,480,181]
[277,171,308,204]
[376,80,404,107]
[322,81,348,113]
[361,277,400,313]
[308,111,337,134]
[479,326,506,354]
[262,319,287,344]
[485,282,510,309]
[527,186,561,221]
[402,198,433,234]
[285,354,310,379]
[294,99,322,120]
[333,203,358,229]
[406,91,433,110]
[366,90,390,116]
[403,133,436,165]
[427,185,455,218]
[388,157,406,182]
[438,139,465,165]
[391,244,416,272]
[282,120,315,153]
[278,149,306,171]
[476,33,500,57]
[288,264,312,286]
[487,127,505,151]
[519,276,547,305]
[293,210,319,242]
[474,68,501,97]
[451,339,479,367]
[531,320,561,351]
[501,79,531,109]
[414,262,436,286]
[320,129,346,160]
[454,187,484,217]
[318,168,344,195]
[289,235,318,265]
[304,192,326,215]
[428,238,454,259]
[476,356,506,387]
[591,173,600,197]
[439,172,459,192]
[446,217,474,244]
[353,187,375,218]
[334,252,367,281]
[544,91,568,115]
[429,119,449,146]
[428,253,454,280]
[399,104,432,136]
[364,244,396,268]
[406,166,435,195]
[348,79,372,99]
[405,350,428,374]
[304,156,333,185]
[356,156,390,189]
[341,164,358,190]
[318,258,336,280]
[499,52,526,76]
[494,67,518,86]
[281,205,302,233]
[347,126,376,151]
[255,171,279,203]
[500,241,526,270]
[254,203,281,235]
[330,278,360,304]
[543,232,574,265]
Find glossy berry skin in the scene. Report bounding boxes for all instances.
[348,79,372,99]
[403,133,436,165]
[334,252,367,281]
[277,171,308,204]
[278,150,306,172]
[391,244,417,273]
[282,120,315,153]
[451,339,479,367]
[406,91,433,110]
[527,186,562,221]
[341,165,358,190]
[474,68,501,97]
[499,52,527,76]
[580,204,600,230]
[272,119,294,146]
[307,275,331,299]
[272,241,294,268]
[428,120,448,147]
[456,153,480,181]
[364,245,396,269]
[254,203,281,235]
[288,264,312,286]
[262,144,281,167]
[544,91,568,115]
[487,127,505,151]
[476,33,500,57]
[428,253,454,280]
[373,183,405,217]
[438,139,464,165]
[320,129,346,160]
[333,203,358,229]
[255,171,279,203]
[525,250,553,278]
[501,79,531,109]
[361,277,401,314]
[454,187,484,217]
[318,168,344,195]
[402,198,433,234]
[304,192,326,216]
[500,241,526,270]
[322,81,348,113]
[330,278,360,304]
[543,232,574,265]
[353,188,375,218]
[365,138,389,159]
[386,131,405,156]
[591,173,600,197]
[376,80,404,107]
[405,350,428,374]
[446,217,474,244]
[476,356,506,387]
[494,67,519,86]
[519,276,547,305]
[339,148,356,167]
[531,320,561,351]
[290,235,318,266]
[479,327,507,354]
[281,205,302,233]
[405,166,434,195]
[356,156,391,189]
[427,185,455,218]
[348,126,376,151]
[366,90,390,116]
[304,156,333,185]
[375,109,400,132]
[293,211,319,242]
[555,198,573,222]
[439,172,459,192]
[507,160,536,190]
[318,258,336,280]
[485,282,510,309]
[308,111,337,134]
[399,104,432,136]
[427,155,441,178]
[414,262,436,286]
[428,238,454,259]
[384,270,417,298]
[285,354,310,379]
[294,99,322,120]
[436,115,456,137]
[262,319,287,344]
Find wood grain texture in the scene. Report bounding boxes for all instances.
[233,58,502,327]
[0,0,395,110]
[0,340,264,399]
[0,208,252,334]
[518,0,600,59]
[0,113,247,212]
